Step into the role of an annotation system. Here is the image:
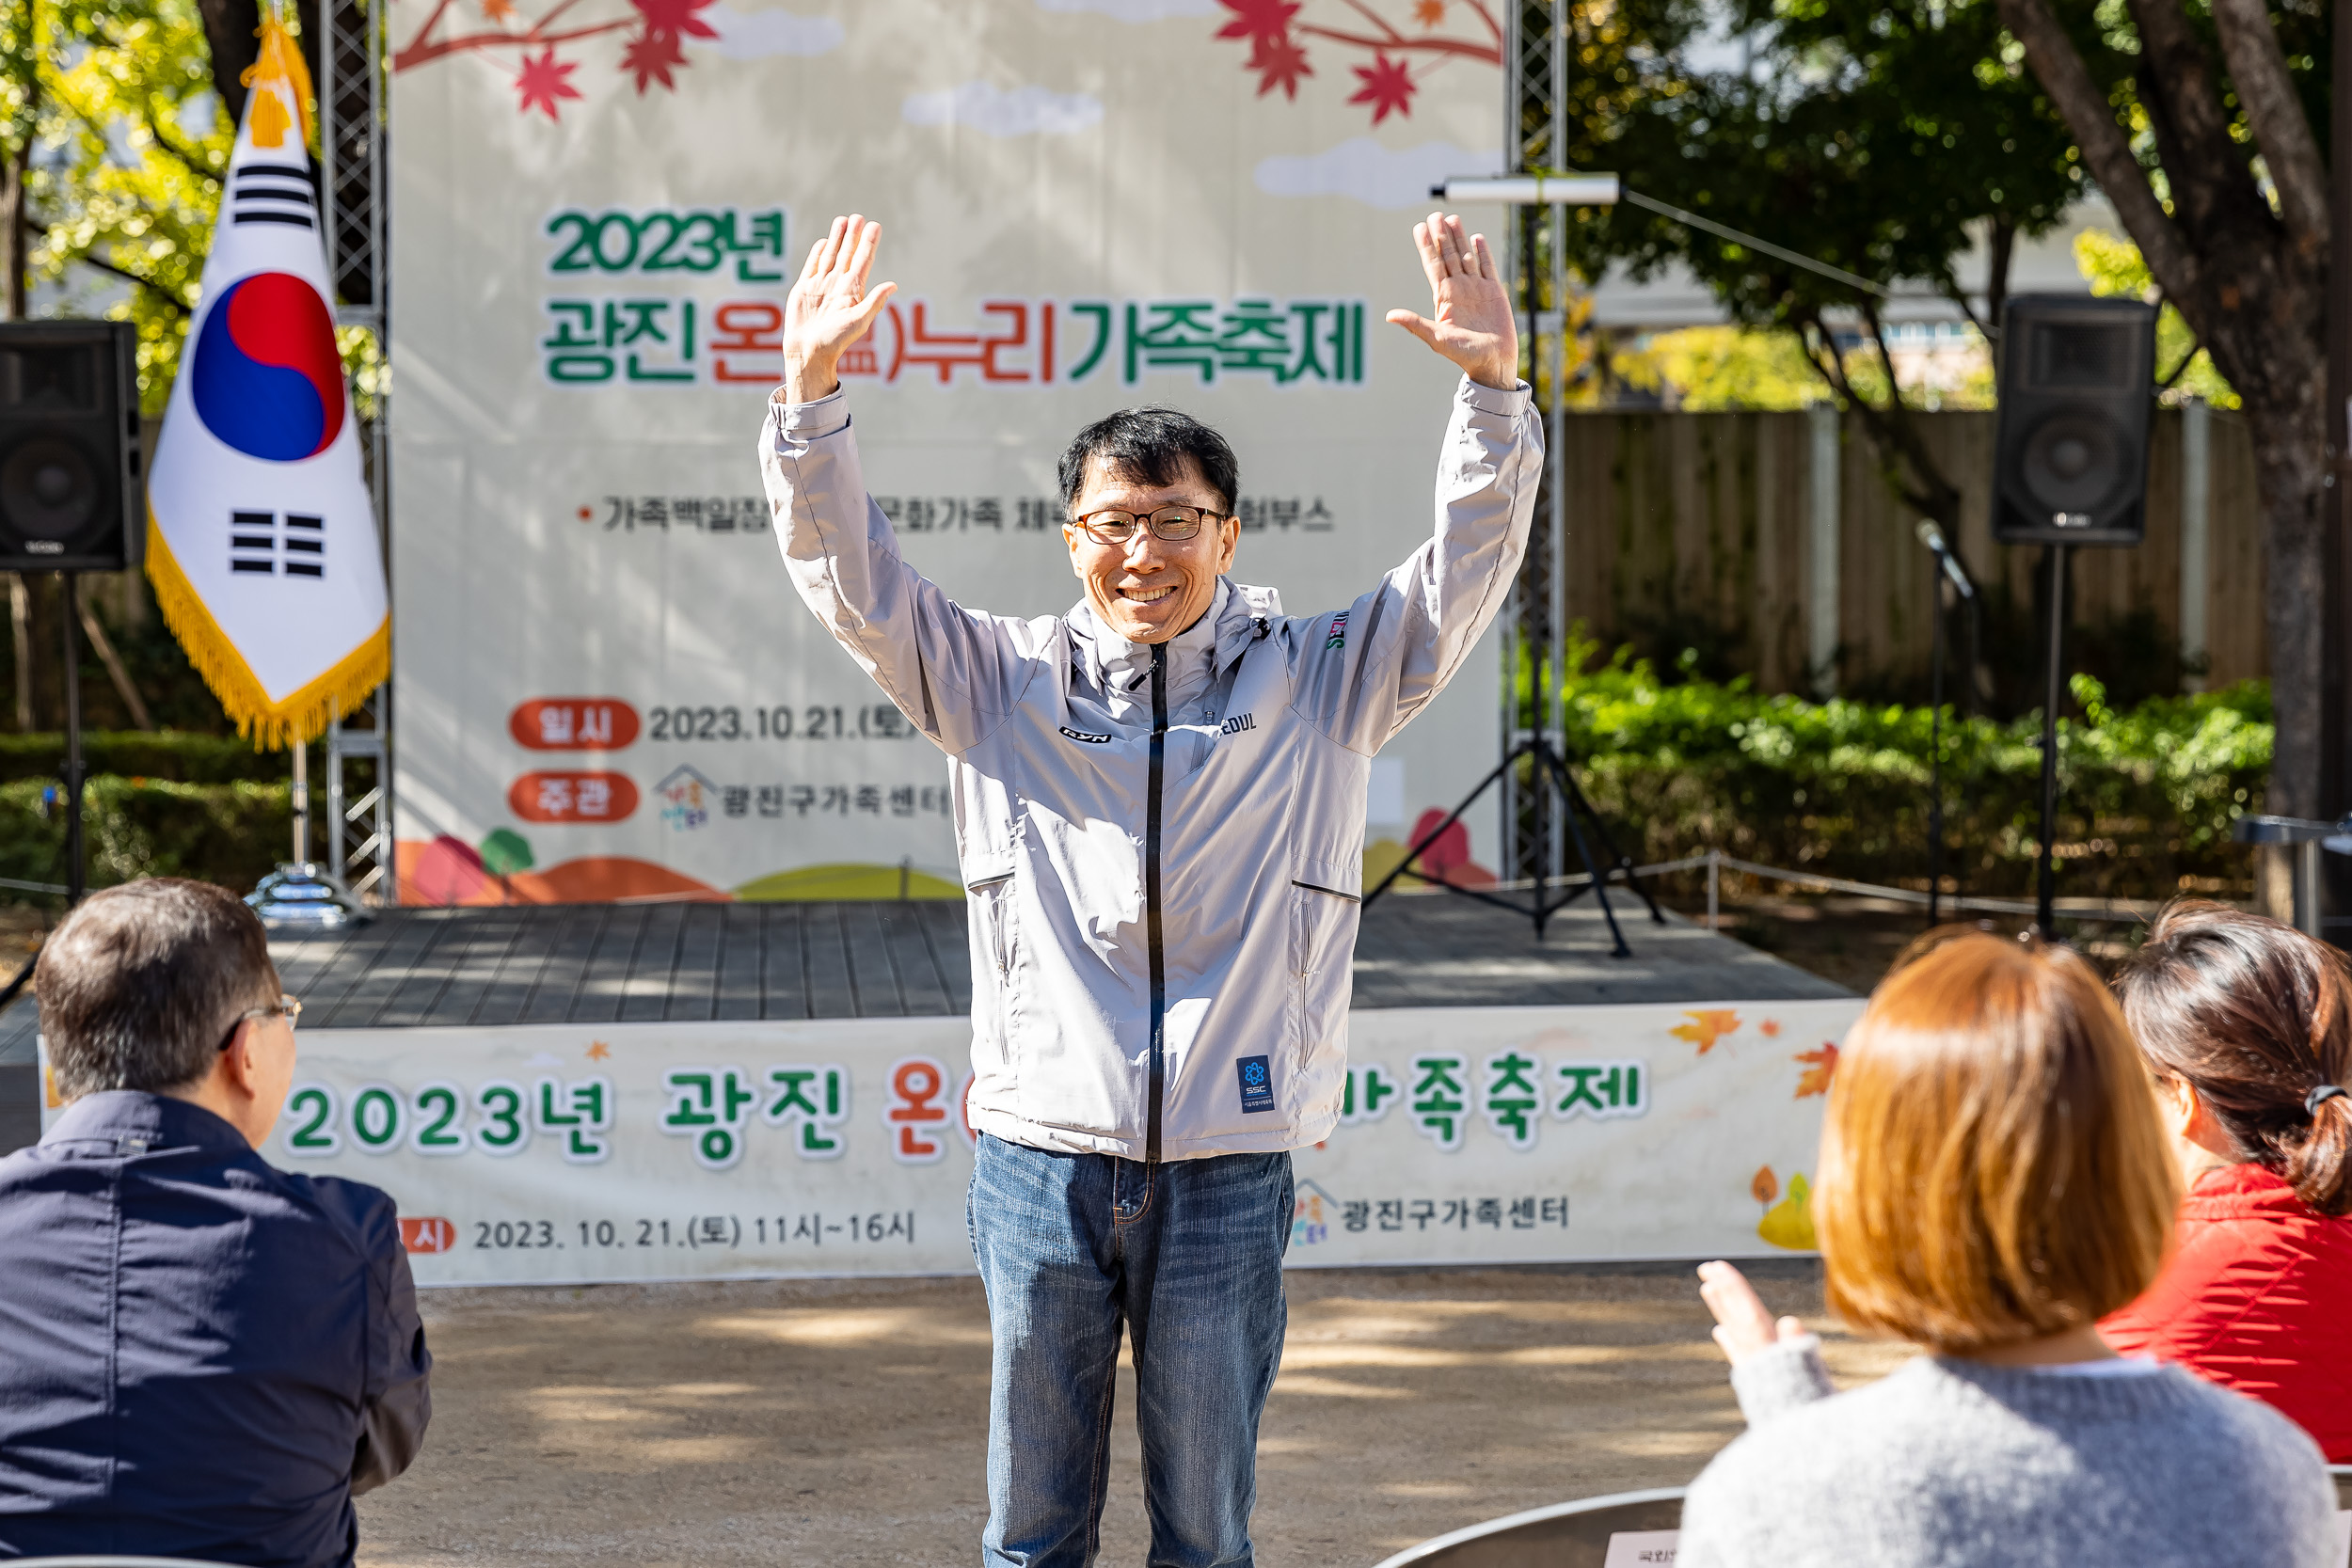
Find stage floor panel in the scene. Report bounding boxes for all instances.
[0,889,1847,1066]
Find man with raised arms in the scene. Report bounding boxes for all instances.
[758,211,1537,1567]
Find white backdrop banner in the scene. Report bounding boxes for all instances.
[43,1001,1863,1285]
[388,0,1518,907]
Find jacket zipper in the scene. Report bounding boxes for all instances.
[1145,641,1168,1165]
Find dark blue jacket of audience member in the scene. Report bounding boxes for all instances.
[0,1090,432,1567]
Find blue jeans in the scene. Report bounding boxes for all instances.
[968,1134,1294,1568]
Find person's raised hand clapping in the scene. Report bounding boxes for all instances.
[1698,1259,1809,1367]
[1385,212,1519,392]
[783,214,898,404]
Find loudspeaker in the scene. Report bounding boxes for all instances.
[1991,295,2158,547]
[0,321,143,572]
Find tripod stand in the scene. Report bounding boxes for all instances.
[1362,731,1663,955]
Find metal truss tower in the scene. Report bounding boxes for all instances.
[320,0,396,901]
[1500,1,1571,888]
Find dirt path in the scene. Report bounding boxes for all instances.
[357,1264,1911,1567]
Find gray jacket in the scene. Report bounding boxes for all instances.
[1678,1338,2339,1568]
[758,375,1539,1160]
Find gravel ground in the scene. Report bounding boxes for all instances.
[356,1263,1913,1568]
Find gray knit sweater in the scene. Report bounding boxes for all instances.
[1677,1338,2339,1568]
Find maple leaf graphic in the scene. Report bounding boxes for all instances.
[623,28,688,93]
[631,0,720,39]
[515,46,582,120]
[1669,1008,1741,1053]
[1348,51,1415,123]
[479,0,516,21]
[1414,0,1446,23]
[1216,0,1300,50]
[1793,1042,1840,1099]
[1251,33,1312,99]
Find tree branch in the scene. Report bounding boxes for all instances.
[138,107,224,186]
[1995,0,2201,304]
[1855,296,1958,518]
[2203,0,2329,243]
[2156,316,2204,388]
[77,255,192,315]
[2123,0,2275,250]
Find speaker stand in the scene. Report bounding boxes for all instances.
[1361,733,1665,953]
[58,572,84,906]
[2034,544,2070,935]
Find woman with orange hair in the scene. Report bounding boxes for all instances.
[1677,931,2337,1568]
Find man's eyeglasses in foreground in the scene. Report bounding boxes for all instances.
[1072,506,1227,545]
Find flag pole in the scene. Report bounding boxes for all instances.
[292,736,309,865]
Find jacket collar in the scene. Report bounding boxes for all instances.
[1070,578,1281,689]
[2182,1160,2315,1218]
[42,1089,251,1156]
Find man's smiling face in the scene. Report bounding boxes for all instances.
[1062,453,1241,645]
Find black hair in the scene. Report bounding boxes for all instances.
[40,878,281,1099]
[1056,406,1239,517]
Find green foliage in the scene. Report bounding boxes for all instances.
[0,730,286,784]
[1548,632,2270,900]
[2072,229,2238,409]
[38,0,378,418]
[40,0,226,411]
[1559,0,2080,351]
[0,776,289,896]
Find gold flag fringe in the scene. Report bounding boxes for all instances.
[145,509,389,751]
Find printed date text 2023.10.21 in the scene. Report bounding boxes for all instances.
[643,704,922,743]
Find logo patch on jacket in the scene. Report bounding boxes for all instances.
[1218,711,1256,736]
[1325,612,1348,651]
[1236,1054,1276,1115]
[1057,725,1111,744]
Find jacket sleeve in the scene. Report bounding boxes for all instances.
[1725,1334,1834,1428]
[758,389,1043,756]
[1288,374,1541,753]
[319,1180,432,1495]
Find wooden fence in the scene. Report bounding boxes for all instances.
[1554,405,2264,693]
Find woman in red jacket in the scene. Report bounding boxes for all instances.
[2100,900,2352,1461]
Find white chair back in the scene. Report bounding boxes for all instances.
[1371,1487,1687,1568]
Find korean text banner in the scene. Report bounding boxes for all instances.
[389,0,1515,905]
[39,1002,1864,1285]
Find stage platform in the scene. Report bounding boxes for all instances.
[0,891,1846,1152]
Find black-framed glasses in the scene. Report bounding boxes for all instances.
[219,992,302,1050]
[1072,505,1226,545]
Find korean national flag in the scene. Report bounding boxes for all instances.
[145,17,388,748]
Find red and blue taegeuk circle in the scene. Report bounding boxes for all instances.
[191,272,346,462]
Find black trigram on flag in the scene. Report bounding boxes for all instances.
[230,510,325,578]
[230,162,318,230]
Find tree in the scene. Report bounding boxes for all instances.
[1558,0,2084,542]
[1993,0,2329,814]
[42,0,226,408]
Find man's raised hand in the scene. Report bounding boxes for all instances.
[783,214,897,404]
[1386,213,1518,392]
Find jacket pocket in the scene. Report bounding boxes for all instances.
[1287,874,1359,1116]
[968,872,1017,984]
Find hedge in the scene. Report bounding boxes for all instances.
[0,777,290,896]
[0,659,2280,904]
[0,731,294,785]
[1549,637,2271,902]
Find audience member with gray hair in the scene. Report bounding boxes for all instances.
[0,878,430,1567]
